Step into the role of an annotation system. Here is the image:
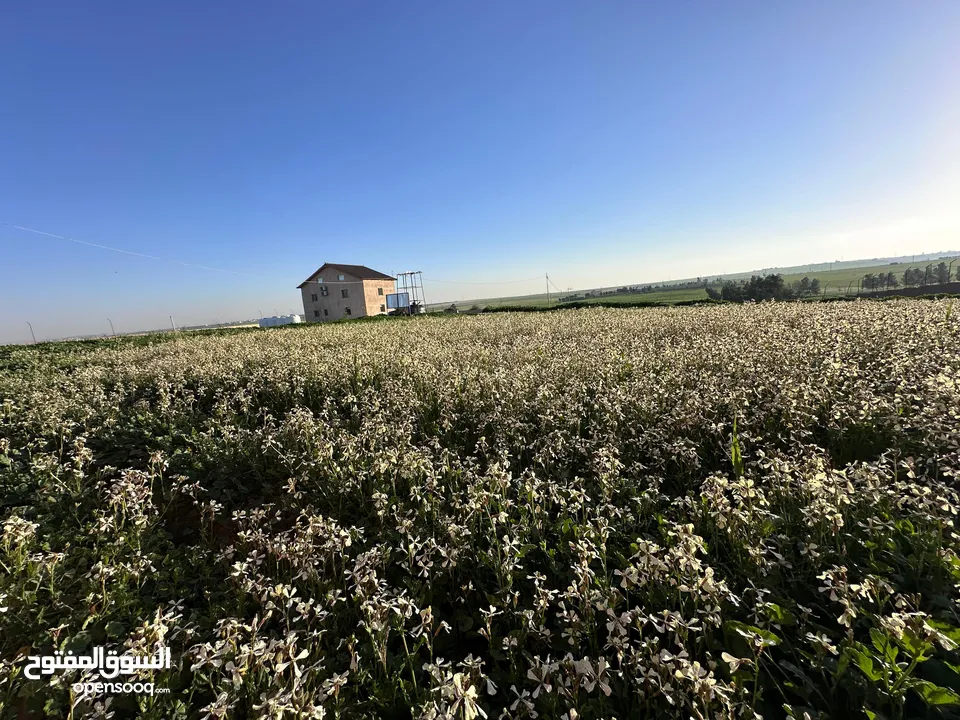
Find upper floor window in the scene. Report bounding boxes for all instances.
[377,287,384,295]
[338,274,345,281]
[341,289,349,298]
[317,277,323,284]
[311,293,318,302]
[320,286,329,296]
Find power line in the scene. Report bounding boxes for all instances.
[2,221,258,277]
[2,222,395,288]
[2,220,550,291]
[426,276,543,285]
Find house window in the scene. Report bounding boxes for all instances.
[314,310,319,317]
[317,277,323,284]
[377,287,384,296]
[323,309,328,316]
[341,289,349,298]
[345,307,352,316]
[320,286,329,296]
[311,293,318,301]
[338,274,345,281]
[380,304,386,312]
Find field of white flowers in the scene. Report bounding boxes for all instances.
[2,301,960,719]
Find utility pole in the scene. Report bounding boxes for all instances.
[170,316,177,332]
[26,321,36,344]
[546,273,550,304]
[107,318,115,336]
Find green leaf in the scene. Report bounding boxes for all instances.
[730,417,745,478]
[725,620,781,645]
[928,620,960,645]
[836,649,851,678]
[62,631,92,655]
[896,629,933,661]
[865,710,876,720]
[766,603,796,626]
[870,628,898,664]
[914,680,960,706]
[780,661,814,700]
[936,552,960,582]
[845,644,882,682]
[104,621,126,638]
[456,613,474,632]
[517,544,536,558]
[895,518,915,535]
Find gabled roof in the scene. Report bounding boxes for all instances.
[297,263,396,288]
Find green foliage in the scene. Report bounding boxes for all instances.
[914,681,960,706]
[729,417,745,478]
[720,274,803,302]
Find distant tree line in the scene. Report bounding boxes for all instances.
[562,261,959,305]
[703,262,960,302]
[897,262,955,288]
[705,275,821,302]
[860,272,899,291]
[861,263,958,291]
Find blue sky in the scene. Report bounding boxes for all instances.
[2,2,959,342]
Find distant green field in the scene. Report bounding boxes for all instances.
[435,286,710,311]
[471,294,554,309]
[781,259,959,295]
[434,256,960,311]
[565,287,709,305]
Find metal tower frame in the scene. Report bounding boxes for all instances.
[395,271,428,314]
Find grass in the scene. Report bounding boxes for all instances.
[564,287,710,305]
[436,287,710,311]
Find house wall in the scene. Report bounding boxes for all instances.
[300,270,396,322]
[361,280,395,316]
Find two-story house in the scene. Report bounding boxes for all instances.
[298,264,396,322]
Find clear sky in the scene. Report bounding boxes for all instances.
[2,1,959,342]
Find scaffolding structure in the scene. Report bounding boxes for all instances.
[393,271,428,314]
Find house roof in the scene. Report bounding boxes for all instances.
[297,263,396,288]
